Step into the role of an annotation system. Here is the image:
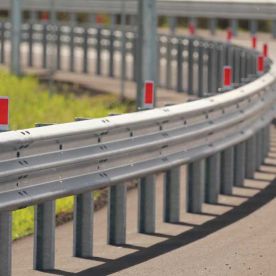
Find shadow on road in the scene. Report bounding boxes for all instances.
[47,176,276,276]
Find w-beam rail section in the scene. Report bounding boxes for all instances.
[0,22,268,100]
[0,29,275,274]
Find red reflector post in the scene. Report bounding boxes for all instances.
[0,97,9,130]
[143,81,154,109]
[41,11,49,22]
[263,43,268,57]
[188,22,195,35]
[257,55,264,75]
[252,35,257,49]
[223,66,232,91]
[227,28,232,42]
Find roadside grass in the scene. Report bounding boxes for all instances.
[0,70,134,240]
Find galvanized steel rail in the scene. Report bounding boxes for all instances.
[0,36,275,274]
[0,22,267,98]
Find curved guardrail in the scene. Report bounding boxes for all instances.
[0,24,275,274]
[0,22,268,98]
[0,66,275,211]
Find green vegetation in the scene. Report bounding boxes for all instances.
[0,71,132,130]
[0,70,134,240]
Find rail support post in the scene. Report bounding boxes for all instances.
[250,19,258,36]
[187,159,205,213]
[264,125,270,158]
[209,18,217,36]
[230,19,238,37]
[205,153,220,204]
[256,130,263,169]
[164,167,180,223]
[188,39,194,95]
[168,16,177,35]
[234,142,246,187]
[136,0,157,110]
[245,135,256,179]
[272,20,276,39]
[73,192,93,257]
[139,175,156,233]
[176,41,184,92]
[221,147,234,195]
[108,183,126,245]
[0,211,12,276]
[11,0,22,76]
[34,200,55,270]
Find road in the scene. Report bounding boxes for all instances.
[9,29,276,275]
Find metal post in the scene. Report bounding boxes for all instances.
[56,25,61,70]
[234,142,246,187]
[28,22,33,67]
[136,0,157,109]
[0,211,12,276]
[73,192,93,257]
[198,42,204,97]
[11,0,22,75]
[164,167,180,223]
[120,0,126,100]
[205,153,220,204]
[132,35,137,81]
[272,20,276,39]
[250,19,258,36]
[187,159,205,213]
[69,13,76,72]
[240,50,246,83]
[166,38,172,90]
[256,130,263,169]
[233,48,239,85]
[220,147,234,195]
[156,38,161,86]
[108,184,126,245]
[207,45,213,94]
[0,22,6,64]
[209,18,217,36]
[261,127,268,161]
[42,23,47,69]
[96,27,102,75]
[216,44,223,92]
[168,16,177,35]
[130,15,137,26]
[176,40,183,92]
[212,44,217,93]
[138,175,156,233]
[264,125,270,157]
[89,14,96,26]
[188,39,194,95]
[34,200,55,270]
[83,27,89,73]
[245,135,257,179]
[231,19,238,37]
[109,15,116,77]
[28,12,38,67]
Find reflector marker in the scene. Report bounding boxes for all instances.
[143,81,155,109]
[0,97,9,131]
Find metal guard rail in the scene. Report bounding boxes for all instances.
[0,21,269,97]
[0,65,275,212]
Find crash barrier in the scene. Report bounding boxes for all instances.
[0,20,275,276]
[0,21,270,98]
